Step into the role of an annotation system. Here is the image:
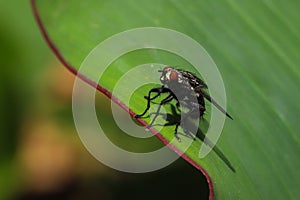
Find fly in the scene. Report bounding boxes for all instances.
[135,66,233,141]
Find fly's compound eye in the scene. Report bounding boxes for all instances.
[169,70,178,80]
[159,66,179,83]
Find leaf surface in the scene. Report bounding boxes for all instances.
[32,0,300,199]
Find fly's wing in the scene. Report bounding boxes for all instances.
[196,87,233,120]
[178,69,208,89]
[178,69,233,119]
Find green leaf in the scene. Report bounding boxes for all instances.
[32,0,300,199]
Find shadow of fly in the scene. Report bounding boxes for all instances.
[135,66,235,172]
[135,66,232,139]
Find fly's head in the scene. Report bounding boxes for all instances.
[159,66,183,86]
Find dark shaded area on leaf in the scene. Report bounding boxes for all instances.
[13,159,209,200]
[149,104,235,173]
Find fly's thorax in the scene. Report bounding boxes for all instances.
[159,66,198,102]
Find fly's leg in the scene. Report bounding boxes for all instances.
[144,86,163,101]
[135,86,172,118]
[174,121,182,141]
[174,102,206,141]
[174,117,194,142]
[147,93,174,127]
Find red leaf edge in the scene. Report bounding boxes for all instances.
[30,0,213,199]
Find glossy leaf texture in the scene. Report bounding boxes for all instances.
[32,0,300,199]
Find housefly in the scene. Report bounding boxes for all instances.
[135,66,233,141]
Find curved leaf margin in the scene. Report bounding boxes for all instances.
[30,0,214,199]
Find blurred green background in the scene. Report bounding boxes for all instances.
[0,1,208,200]
[2,0,300,199]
